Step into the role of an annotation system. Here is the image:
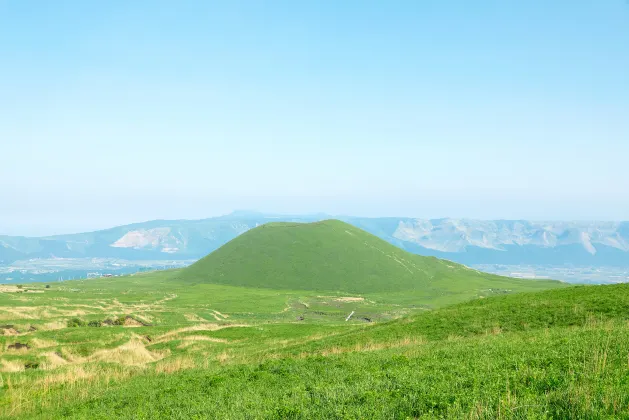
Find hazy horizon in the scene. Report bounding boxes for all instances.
[2,208,629,238]
[2,1,628,236]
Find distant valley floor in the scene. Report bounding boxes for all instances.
[0,258,195,283]
[2,257,629,285]
[473,264,629,284]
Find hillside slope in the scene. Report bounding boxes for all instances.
[41,283,629,419]
[177,220,562,294]
[292,282,629,352]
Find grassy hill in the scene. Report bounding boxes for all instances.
[32,283,629,419]
[0,221,585,418]
[178,219,562,296]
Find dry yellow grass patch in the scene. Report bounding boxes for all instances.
[184,313,210,322]
[177,335,228,348]
[56,348,81,364]
[38,310,56,318]
[216,352,231,364]
[29,338,58,349]
[208,312,222,321]
[62,303,106,310]
[55,308,89,317]
[155,356,196,374]
[0,307,39,320]
[88,338,168,366]
[134,313,154,323]
[35,365,97,388]
[0,360,25,372]
[486,326,502,335]
[3,365,133,417]
[40,321,67,331]
[153,323,247,344]
[0,286,20,292]
[40,352,69,370]
[335,297,365,303]
[123,317,144,327]
[0,305,96,321]
[140,294,178,311]
[212,310,229,319]
[2,327,20,336]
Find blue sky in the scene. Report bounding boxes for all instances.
[1,0,628,235]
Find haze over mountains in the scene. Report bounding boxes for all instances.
[2,212,628,269]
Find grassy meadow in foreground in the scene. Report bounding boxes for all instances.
[0,269,563,418]
[1,278,627,418]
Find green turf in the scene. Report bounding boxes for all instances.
[23,283,629,419]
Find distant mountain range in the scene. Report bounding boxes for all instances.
[1,211,628,267]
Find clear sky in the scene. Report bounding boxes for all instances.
[1,0,628,236]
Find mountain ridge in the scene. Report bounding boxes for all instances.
[1,212,629,267]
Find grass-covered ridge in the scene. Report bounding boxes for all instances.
[35,283,629,419]
[178,219,562,295]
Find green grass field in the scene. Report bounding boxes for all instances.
[2,278,627,419]
[3,220,621,419]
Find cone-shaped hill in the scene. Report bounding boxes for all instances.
[177,220,563,294]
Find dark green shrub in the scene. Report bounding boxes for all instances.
[112,316,127,326]
[45,284,51,289]
[88,320,102,327]
[67,318,86,328]
[104,317,127,326]
[16,285,23,289]
[24,361,39,370]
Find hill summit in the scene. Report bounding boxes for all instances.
[178,220,562,295]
